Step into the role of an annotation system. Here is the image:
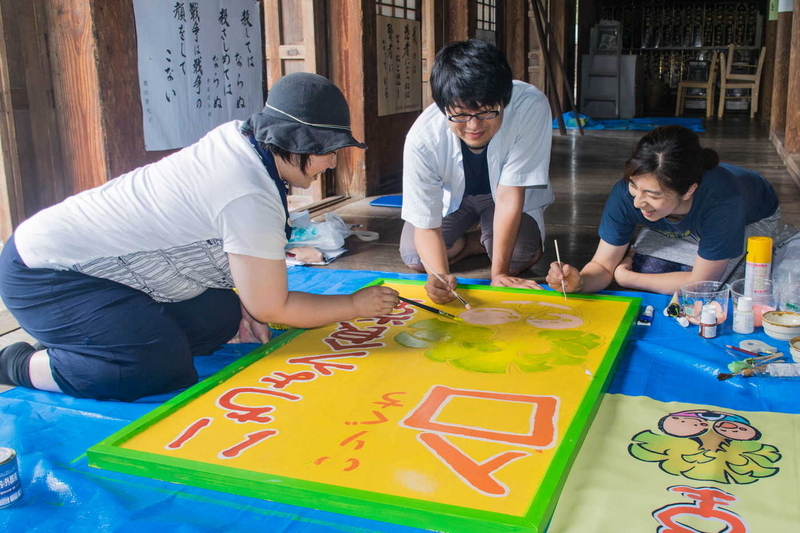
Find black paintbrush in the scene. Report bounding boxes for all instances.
[398,296,464,322]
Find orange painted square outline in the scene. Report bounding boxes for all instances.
[401,385,559,448]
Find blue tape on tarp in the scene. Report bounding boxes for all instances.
[2,267,798,532]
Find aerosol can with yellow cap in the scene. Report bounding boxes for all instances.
[744,236,773,296]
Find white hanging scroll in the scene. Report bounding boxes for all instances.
[376,16,422,117]
[133,0,263,151]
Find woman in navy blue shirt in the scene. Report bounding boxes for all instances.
[546,126,779,295]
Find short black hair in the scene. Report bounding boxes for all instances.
[430,39,513,114]
[623,125,720,196]
[262,143,312,175]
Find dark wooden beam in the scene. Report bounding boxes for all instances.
[575,0,597,107]
[328,0,368,197]
[91,0,170,180]
[548,0,565,109]
[504,0,527,80]
[769,11,792,138]
[0,2,23,239]
[0,0,66,236]
[445,0,474,43]
[42,0,106,193]
[422,0,444,107]
[785,6,800,153]
[264,0,283,87]
[759,18,777,128]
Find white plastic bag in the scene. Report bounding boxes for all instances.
[774,232,800,312]
[287,211,349,251]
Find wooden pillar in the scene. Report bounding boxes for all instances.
[264,0,283,87]
[422,0,445,108]
[786,4,800,153]
[576,0,598,108]
[548,0,566,109]
[504,0,527,80]
[90,0,170,178]
[42,0,171,193]
[562,0,576,105]
[328,0,369,197]
[445,0,474,43]
[42,0,106,194]
[329,0,416,197]
[0,0,65,238]
[770,8,792,138]
[759,16,778,128]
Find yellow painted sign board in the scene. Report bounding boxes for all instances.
[88,280,640,532]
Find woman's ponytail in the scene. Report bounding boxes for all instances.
[702,148,720,171]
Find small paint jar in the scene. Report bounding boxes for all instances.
[732,296,755,335]
[699,304,718,339]
[0,447,22,508]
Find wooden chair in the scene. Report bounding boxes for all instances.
[717,44,766,119]
[675,51,719,118]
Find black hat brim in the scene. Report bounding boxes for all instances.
[245,111,367,154]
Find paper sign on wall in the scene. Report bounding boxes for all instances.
[133,0,264,150]
[377,16,423,116]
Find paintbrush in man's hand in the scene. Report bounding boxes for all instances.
[419,259,471,309]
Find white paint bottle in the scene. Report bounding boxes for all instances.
[699,304,718,339]
[732,296,754,334]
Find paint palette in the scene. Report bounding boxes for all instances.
[88,280,639,532]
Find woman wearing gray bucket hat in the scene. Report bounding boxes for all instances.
[0,72,398,401]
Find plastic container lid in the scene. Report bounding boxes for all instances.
[0,447,13,462]
[701,304,717,324]
[737,296,753,312]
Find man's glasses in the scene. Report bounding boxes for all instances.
[446,109,501,123]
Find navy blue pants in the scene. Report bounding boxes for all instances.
[0,235,240,401]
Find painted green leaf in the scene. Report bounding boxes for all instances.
[394,331,433,349]
[629,428,781,484]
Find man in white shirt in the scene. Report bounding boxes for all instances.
[400,39,554,303]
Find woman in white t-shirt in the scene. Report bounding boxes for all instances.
[0,73,398,401]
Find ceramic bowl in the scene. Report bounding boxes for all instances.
[791,336,800,363]
[761,311,800,341]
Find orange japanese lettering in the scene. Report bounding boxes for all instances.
[217,386,301,423]
[218,429,279,459]
[323,322,388,351]
[653,485,748,533]
[166,417,212,450]
[418,433,530,496]
[287,351,368,375]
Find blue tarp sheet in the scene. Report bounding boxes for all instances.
[553,113,706,132]
[368,195,402,208]
[2,267,797,532]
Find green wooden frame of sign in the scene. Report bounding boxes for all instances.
[87,279,641,533]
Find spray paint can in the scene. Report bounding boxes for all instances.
[744,236,773,295]
[0,447,22,508]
